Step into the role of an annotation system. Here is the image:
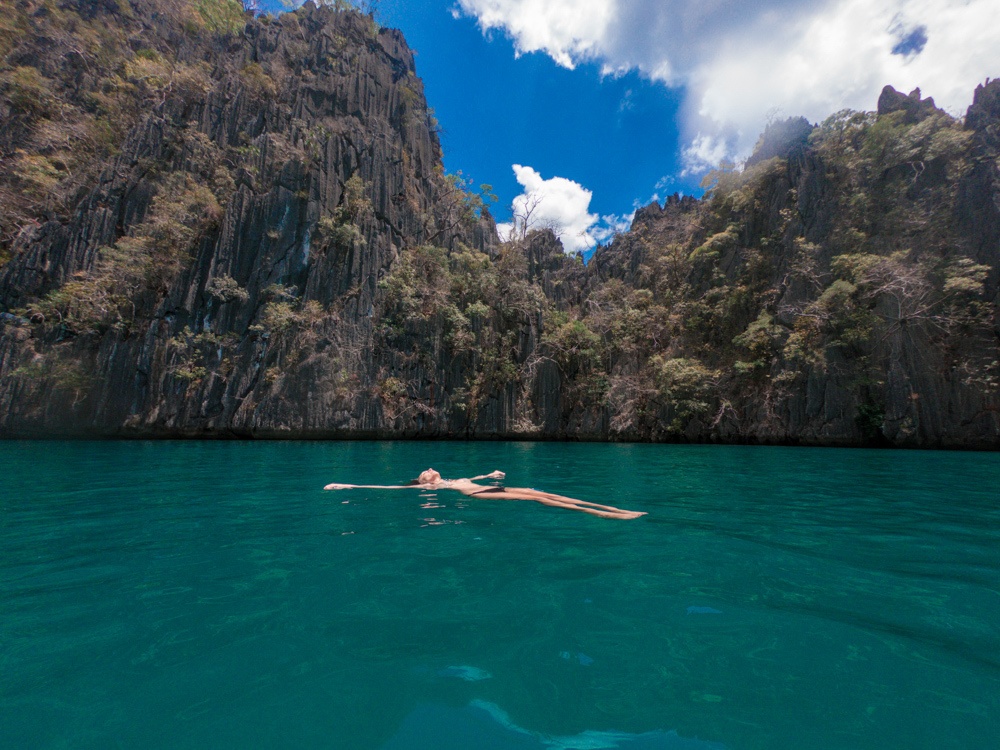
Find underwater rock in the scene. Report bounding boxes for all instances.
[560,651,595,666]
[436,665,493,681]
[381,701,728,749]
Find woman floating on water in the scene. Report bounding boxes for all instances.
[324,469,646,520]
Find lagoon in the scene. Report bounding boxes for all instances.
[1,441,998,749]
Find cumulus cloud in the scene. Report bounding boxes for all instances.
[458,0,615,69]
[681,133,733,177]
[457,0,1000,171]
[496,165,631,252]
[592,211,635,244]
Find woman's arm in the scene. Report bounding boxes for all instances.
[470,470,506,482]
[324,482,427,491]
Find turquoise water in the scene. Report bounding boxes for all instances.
[1,441,998,749]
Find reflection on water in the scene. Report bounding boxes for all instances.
[383,701,726,749]
[1,441,998,749]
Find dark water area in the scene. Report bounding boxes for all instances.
[1,441,998,749]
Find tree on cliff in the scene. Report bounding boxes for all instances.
[0,1,996,446]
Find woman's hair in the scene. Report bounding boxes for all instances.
[405,479,422,486]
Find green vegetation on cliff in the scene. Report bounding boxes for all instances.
[0,2,997,446]
[0,0,248,256]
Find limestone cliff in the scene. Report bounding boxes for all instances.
[0,2,997,447]
[0,0,495,436]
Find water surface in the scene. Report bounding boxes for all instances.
[2,441,998,749]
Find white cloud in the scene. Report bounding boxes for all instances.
[592,211,634,244]
[496,165,631,252]
[457,0,615,69]
[457,0,1000,171]
[681,133,733,176]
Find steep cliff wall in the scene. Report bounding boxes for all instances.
[564,88,1000,448]
[0,2,997,447]
[0,0,496,436]
[531,85,999,448]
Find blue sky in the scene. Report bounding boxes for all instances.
[375,0,693,246]
[262,0,692,249]
[266,0,998,252]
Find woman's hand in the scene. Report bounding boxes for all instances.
[324,483,352,490]
[472,470,506,481]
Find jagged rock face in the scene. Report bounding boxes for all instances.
[744,116,814,168]
[877,85,941,123]
[957,80,1000,278]
[0,3,997,447]
[566,84,1000,449]
[1,6,456,305]
[0,3,494,436]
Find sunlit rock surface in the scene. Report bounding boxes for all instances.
[0,2,997,447]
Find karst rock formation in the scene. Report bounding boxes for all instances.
[1,1,997,447]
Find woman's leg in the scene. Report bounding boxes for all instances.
[467,487,645,519]
[518,489,643,515]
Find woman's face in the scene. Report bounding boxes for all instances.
[418,469,441,484]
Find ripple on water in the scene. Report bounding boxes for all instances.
[1,441,997,750]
